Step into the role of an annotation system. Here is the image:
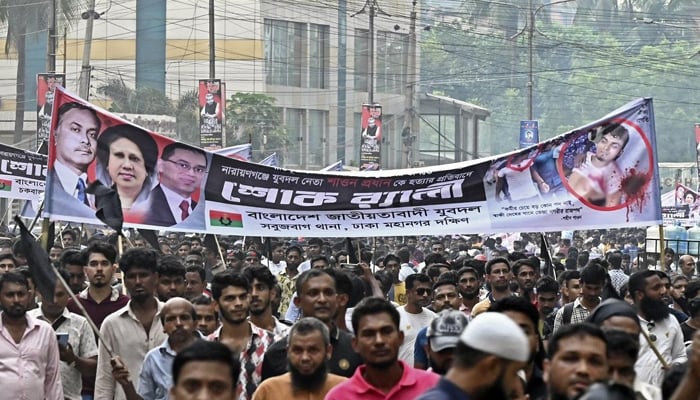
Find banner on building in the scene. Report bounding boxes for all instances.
[520,120,539,149]
[36,74,65,148]
[199,79,224,150]
[43,88,661,236]
[359,104,382,171]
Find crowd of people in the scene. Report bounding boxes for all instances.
[1,226,700,400]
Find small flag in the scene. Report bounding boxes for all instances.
[14,215,57,303]
[86,181,124,234]
[137,229,162,253]
[346,238,359,264]
[540,233,554,277]
[209,210,243,227]
[0,178,12,191]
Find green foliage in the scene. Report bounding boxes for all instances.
[421,8,700,162]
[175,90,200,146]
[225,92,286,162]
[97,79,175,115]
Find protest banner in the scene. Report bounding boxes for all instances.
[359,104,382,170]
[36,73,65,148]
[199,79,224,150]
[43,87,661,237]
[0,143,47,202]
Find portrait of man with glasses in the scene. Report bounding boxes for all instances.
[144,142,209,226]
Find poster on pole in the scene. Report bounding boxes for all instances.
[359,104,382,171]
[520,120,539,149]
[199,79,224,151]
[36,73,65,148]
[43,87,661,236]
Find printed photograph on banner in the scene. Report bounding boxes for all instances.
[675,184,700,219]
[36,73,65,148]
[560,119,653,210]
[359,103,382,170]
[45,87,212,228]
[485,98,660,232]
[199,79,223,150]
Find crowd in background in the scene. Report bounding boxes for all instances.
[1,225,699,400]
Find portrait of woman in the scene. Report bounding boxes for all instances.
[95,124,159,212]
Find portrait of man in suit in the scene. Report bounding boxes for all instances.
[144,143,208,226]
[46,102,101,219]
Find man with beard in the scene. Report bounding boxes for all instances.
[95,248,167,400]
[415,278,462,370]
[384,254,407,305]
[489,296,547,400]
[243,265,291,340]
[456,266,482,319]
[156,255,186,301]
[553,262,606,332]
[423,310,469,374]
[111,297,200,400]
[253,317,346,400]
[209,270,273,399]
[0,271,63,399]
[629,270,687,386]
[512,258,539,304]
[417,312,529,400]
[543,323,609,400]
[261,269,362,380]
[28,269,98,400]
[472,257,513,317]
[535,276,560,341]
[326,297,440,400]
[398,273,436,366]
[67,242,129,399]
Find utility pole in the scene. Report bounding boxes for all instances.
[78,0,97,100]
[352,0,388,104]
[404,1,418,168]
[527,0,534,120]
[47,0,57,72]
[209,0,215,78]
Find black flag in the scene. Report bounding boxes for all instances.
[540,233,554,277]
[137,229,162,253]
[86,181,124,234]
[346,238,359,264]
[14,216,56,303]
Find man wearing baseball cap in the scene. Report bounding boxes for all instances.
[424,310,469,375]
[417,312,530,400]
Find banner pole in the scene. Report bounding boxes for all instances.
[658,224,666,271]
[214,234,227,269]
[27,199,46,232]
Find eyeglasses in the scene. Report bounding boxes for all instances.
[415,288,431,296]
[164,159,208,175]
[647,321,657,342]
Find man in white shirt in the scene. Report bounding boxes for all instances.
[630,270,687,386]
[398,273,436,366]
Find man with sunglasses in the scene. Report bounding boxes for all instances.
[398,273,436,366]
[629,270,687,386]
[145,142,208,227]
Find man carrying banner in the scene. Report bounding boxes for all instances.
[47,102,101,218]
[144,143,208,226]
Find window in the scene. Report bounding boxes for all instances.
[308,110,326,167]
[354,29,369,91]
[309,24,329,89]
[376,31,408,94]
[265,20,305,87]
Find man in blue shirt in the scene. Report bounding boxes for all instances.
[112,297,199,400]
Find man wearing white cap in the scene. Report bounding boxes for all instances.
[417,312,530,400]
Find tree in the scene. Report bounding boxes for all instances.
[225,92,286,163]
[0,0,75,145]
[97,78,175,115]
[175,90,200,146]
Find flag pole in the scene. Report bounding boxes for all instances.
[214,234,226,268]
[0,198,13,229]
[658,224,666,271]
[27,199,46,232]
